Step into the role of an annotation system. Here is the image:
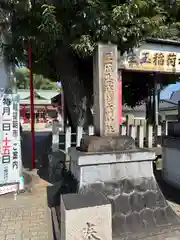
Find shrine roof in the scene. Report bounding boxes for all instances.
[17,89,61,100]
[159,99,177,110]
[123,103,145,112]
[170,90,180,103]
[146,38,180,46]
[123,99,177,112]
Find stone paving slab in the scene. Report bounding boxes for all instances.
[0,176,53,240]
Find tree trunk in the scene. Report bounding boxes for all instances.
[54,46,93,131]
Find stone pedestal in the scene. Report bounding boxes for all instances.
[69,147,180,239]
[61,192,112,240]
[79,135,136,152]
[69,147,155,189]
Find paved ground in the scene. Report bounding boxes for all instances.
[0,173,53,240]
[0,130,53,240]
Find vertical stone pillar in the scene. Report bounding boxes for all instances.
[93,43,118,136]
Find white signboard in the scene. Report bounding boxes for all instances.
[0,93,21,185]
[119,43,180,73]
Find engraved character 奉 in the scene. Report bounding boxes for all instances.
[83,222,101,240]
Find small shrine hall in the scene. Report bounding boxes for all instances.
[18,89,62,123]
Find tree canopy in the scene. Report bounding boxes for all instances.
[9,0,180,77]
[1,0,180,127]
[9,0,180,59]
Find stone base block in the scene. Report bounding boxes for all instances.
[61,191,112,240]
[68,148,180,239]
[79,135,136,152]
[69,147,155,187]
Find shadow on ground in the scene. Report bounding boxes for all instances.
[21,130,52,181]
[154,165,180,205]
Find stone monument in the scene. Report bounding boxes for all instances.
[67,43,180,239]
[61,191,112,240]
[80,44,135,152]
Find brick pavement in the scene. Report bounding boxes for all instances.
[0,175,53,240]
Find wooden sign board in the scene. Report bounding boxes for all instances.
[119,42,180,73]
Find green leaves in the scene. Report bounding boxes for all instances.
[1,0,180,83]
[38,4,62,41]
[71,35,95,57]
[5,0,180,63]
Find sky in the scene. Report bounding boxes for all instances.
[160,83,180,99]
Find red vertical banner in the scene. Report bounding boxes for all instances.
[28,44,36,169]
[118,71,122,125]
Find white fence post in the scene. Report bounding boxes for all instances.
[137,125,144,148]
[76,126,83,147]
[129,125,136,140]
[52,120,59,152]
[162,120,168,136]
[88,125,95,136]
[54,122,166,152]
[155,125,162,136]
[147,125,153,148]
[65,126,71,152]
[155,124,162,146]
[120,125,126,135]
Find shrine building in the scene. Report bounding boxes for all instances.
[18,89,62,123]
